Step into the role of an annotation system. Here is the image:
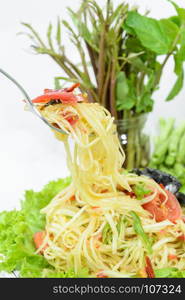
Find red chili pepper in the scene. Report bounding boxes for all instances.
[32,83,83,104]
[159,184,165,189]
[125,191,136,198]
[168,254,177,260]
[101,189,108,193]
[70,195,76,201]
[145,256,155,278]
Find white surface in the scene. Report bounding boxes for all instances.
[0,0,185,210]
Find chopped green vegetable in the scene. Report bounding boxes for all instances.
[130,211,152,254]
[102,223,112,245]
[102,216,125,245]
[133,183,151,200]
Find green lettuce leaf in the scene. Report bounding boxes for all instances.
[155,267,185,278]
[21,177,71,233]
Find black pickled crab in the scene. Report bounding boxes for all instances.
[132,168,185,205]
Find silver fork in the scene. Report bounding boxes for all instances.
[0,68,67,134]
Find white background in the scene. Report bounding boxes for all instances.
[0,0,185,210]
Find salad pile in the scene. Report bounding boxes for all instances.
[0,176,184,278]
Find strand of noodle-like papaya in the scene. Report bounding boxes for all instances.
[74,218,96,273]
[53,206,87,242]
[89,237,108,270]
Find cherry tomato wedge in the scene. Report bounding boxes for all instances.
[142,188,182,223]
[32,83,83,104]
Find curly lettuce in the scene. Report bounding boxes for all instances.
[0,177,89,278]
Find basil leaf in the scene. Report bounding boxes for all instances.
[116,72,136,111]
[126,11,177,54]
[159,19,179,46]
[136,93,154,113]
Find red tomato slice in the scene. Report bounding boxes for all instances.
[142,188,182,222]
[33,231,48,254]
[32,91,78,104]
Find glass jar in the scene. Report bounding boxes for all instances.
[116,114,150,170]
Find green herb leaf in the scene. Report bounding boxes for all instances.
[166,70,184,101]
[125,37,143,53]
[169,16,181,27]
[174,27,185,76]
[167,0,185,25]
[102,223,112,244]
[116,72,136,111]
[130,211,152,254]
[136,93,154,113]
[159,18,179,46]
[116,72,129,99]
[67,8,99,52]
[126,11,176,54]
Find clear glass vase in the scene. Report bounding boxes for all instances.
[116,114,150,170]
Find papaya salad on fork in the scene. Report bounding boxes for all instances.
[0,82,185,278]
[29,83,185,278]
